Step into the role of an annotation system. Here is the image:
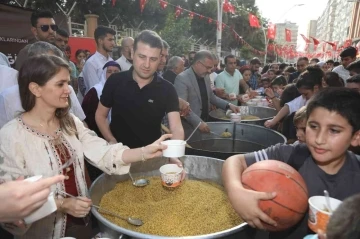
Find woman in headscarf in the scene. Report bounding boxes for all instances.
[81,61,121,138]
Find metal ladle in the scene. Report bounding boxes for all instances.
[128,171,149,187]
[58,190,143,226]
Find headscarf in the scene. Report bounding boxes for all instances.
[93,61,121,99]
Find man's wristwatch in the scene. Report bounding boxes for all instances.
[225,103,231,110]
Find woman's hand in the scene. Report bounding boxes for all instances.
[143,134,173,160]
[169,158,186,181]
[61,197,92,218]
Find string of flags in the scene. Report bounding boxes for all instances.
[156,0,267,55]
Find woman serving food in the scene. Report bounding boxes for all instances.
[0,55,171,239]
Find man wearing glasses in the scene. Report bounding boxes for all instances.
[288,57,309,83]
[174,50,239,136]
[116,37,134,71]
[15,10,57,70]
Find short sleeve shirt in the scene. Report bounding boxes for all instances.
[285,95,307,115]
[244,143,360,239]
[100,68,179,148]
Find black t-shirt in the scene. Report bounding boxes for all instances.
[100,68,179,148]
[193,69,209,121]
[245,143,360,239]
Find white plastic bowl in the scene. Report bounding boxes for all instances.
[161,140,186,158]
[24,175,57,224]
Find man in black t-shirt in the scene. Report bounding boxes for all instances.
[95,30,184,148]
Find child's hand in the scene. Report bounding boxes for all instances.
[227,183,277,229]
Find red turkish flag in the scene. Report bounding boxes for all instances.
[222,23,226,31]
[188,12,194,19]
[248,14,260,28]
[140,0,147,13]
[300,34,311,44]
[223,0,235,14]
[159,0,167,9]
[112,0,116,7]
[310,37,320,46]
[208,18,213,24]
[267,23,276,39]
[175,6,182,18]
[344,39,352,48]
[285,28,291,42]
[325,41,337,51]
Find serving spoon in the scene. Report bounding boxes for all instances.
[128,171,149,187]
[58,190,143,226]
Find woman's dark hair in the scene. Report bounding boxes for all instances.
[280,83,301,107]
[326,193,360,239]
[307,87,360,133]
[271,75,287,86]
[296,66,324,90]
[239,65,251,75]
[324,72,345,87]
[75,49,86,58]
[261,64,270,74]
[284,66,296,73]
[18,55,75,135]
[279,63,288,71]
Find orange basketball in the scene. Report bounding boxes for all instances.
[241,160,309,231]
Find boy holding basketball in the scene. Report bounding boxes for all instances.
[222,88,360,239]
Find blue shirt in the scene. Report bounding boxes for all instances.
[249,72,259,90]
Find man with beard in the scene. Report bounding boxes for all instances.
[96,30,184,148]
[157,40,170,76]
[15,10,57,70]
[162,56,184,84]
[81,26,116,95]
[288,57,309,83]
[248,58,261,90]
[116,37,134,71]
[174,50,239,136]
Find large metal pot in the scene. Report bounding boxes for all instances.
[186,122,286,160]
[209,106,276,126]
[89,156,256,239]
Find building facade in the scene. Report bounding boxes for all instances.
[307,20,317,38]
[349,2,360,41]
[316,0,353,45]
[275,21,298,46]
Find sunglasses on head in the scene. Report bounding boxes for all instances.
[38,24,58,32]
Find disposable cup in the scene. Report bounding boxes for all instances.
[308,196,342,233]
[161,140,186,158]
[159,164,183,188]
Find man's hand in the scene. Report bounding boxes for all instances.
[179,98,190,117]
[229,104,240,113]
[264,88,275,99]
[198,122,210,133]
[214,88,226,98]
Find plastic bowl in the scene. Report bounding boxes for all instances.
[159,164,183,188]
[24,175,57,224]
[308,196,342,233]
[161,140,186,158]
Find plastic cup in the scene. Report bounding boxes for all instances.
[24,175,57,224]
[308,196,342,233]
[159,164,183,188]
[161,140,186,158]
[230,113,241,123]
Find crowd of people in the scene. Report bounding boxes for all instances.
[0,8,359,239]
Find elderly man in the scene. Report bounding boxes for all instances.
[162,56,184,84]
[174,50,239,136]
[116,37,134,71]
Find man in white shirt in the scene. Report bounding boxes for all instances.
[116,37,133,71]
[0,42,86,128]
[0,66,18,93]
[332,46,357,82]
[81,26,115,94]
